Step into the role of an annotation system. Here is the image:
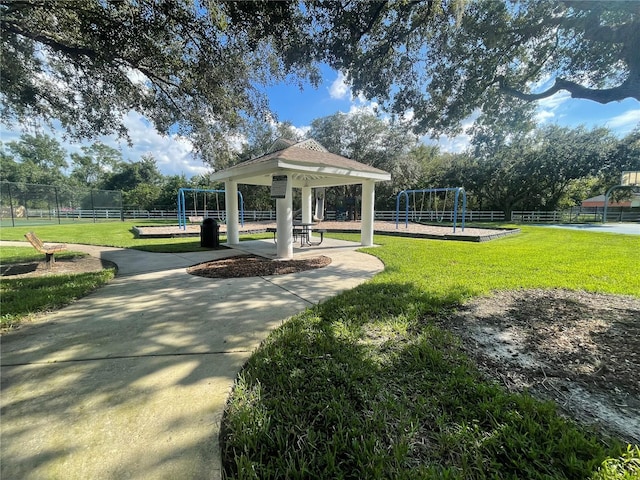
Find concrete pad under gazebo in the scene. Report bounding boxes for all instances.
[210,139,391,259]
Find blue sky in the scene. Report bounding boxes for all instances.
[1,64,638,179]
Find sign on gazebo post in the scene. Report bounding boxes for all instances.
[271,175,288,199]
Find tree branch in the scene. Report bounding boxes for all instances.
[498,76,640,103]
[355,1,388,42]
[1,22,98,59]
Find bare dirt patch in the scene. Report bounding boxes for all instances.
[1,255,114,278]
[187,254,332,278]
[439,289,640,444]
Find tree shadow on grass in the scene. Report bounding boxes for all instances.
[220,282,617,479]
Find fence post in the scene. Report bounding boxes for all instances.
[90,190,96,223]
[7,183,15,227]
[54,186,61,224]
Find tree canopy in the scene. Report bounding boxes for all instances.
[303,0,640,136]
[2,0,638,166]
[2,133,68,185]
[2,123,637,213]
[308,111,421,208]
[427,125,639,215]
[0,0,316,165]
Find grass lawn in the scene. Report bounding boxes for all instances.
[221,227,640,479]
[1,222,638,477]
[0,221,268,327]
[0,247,116,329]
[0,220,272,252]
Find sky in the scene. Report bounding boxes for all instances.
[1,64,639,179]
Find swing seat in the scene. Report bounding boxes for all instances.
[188,216,204,223]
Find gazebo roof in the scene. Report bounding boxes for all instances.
[210,139,391,187]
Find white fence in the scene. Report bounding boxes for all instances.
[11,208,637,224]
[511,209,640,223]
[123,209,508,222]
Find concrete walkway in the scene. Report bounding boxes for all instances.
[1,239,384,480]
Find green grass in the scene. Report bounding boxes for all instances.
[362,226,639,297]
[222,227,640,479]
[0,220,203,251]
[591,445,640,480]
[0,220,272,252]
[1,247,116,329]
[1,222,639,476]
[0,222,269,327]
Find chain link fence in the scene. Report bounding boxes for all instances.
[1,181,123,226]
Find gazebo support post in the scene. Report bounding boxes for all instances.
[302,186,313,239]
[361,180,375,246]
[224,180,239,244]
[276,177,293,259]
[302,187,312,223]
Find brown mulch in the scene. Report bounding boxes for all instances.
[438,289,640,444]
[187,255,332,278]
[1,255,114,278]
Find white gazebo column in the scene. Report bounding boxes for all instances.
[301,186,312,223]
[301,186,313,240]
[276,176,293,259]
[361,180,375,246]
[224,180,239,245]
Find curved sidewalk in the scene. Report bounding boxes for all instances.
[1,239,384,480]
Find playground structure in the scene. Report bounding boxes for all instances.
[396,187,467,233]
[177,188,244,230]
[603,171,640,223]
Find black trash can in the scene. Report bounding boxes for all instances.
[200,218,219,248]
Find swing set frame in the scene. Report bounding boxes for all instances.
[395,187,467,232]
[177,188,244,230]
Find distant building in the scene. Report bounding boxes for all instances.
[581,194,640,208]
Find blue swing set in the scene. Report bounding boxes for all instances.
[395,187,467,233]
[177,187,244,230]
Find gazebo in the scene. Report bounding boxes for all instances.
[210,139,391,259]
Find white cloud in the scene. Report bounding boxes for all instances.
[420,110,479,154]
[292,124,311,138]
[226,132,247,154]
[1,112,210,179]
[329,72,350,100]
[347,101,379,116]
[606,108,640,133]
[431,135,470,153]
[529,76,554,92]
[125,68,149,87]
[535,109,556,123]
[534,90,572,126]
[536,90,572,110]
[401,109,415,123]
[112,112,206,177]
[426,131,473,154]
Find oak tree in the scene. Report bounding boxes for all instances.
[305,0,640,136]
[1,0,317,166]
